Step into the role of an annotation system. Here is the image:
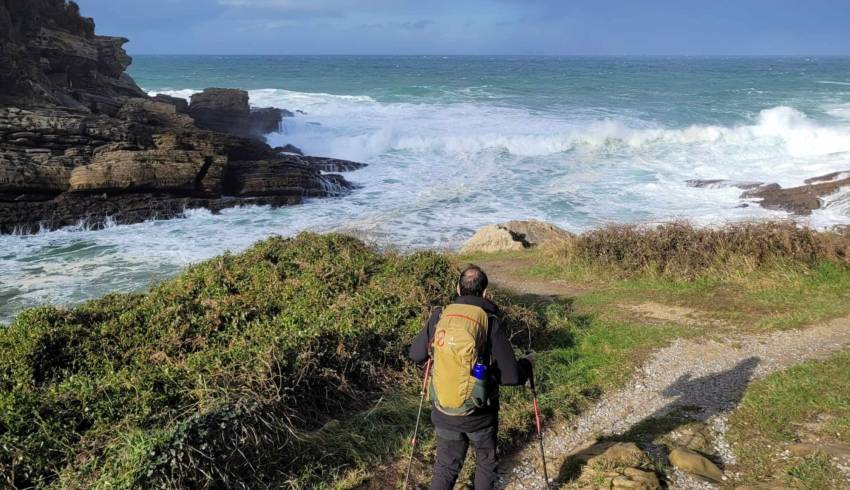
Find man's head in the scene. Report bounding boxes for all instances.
[457,266,488,297]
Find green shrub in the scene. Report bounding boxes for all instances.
[548,221,850,279]
[0,233,468,488]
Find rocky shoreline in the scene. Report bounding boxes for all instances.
[687,171,850,216]
[0,0,366,234]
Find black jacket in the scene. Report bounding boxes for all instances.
[409,295,531,433]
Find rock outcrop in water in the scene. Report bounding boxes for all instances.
[0,0,365,234]
[687,172,850,216]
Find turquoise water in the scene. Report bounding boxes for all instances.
[2,56,850,322]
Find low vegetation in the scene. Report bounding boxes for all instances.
[4,221,849,488]
[727,350,850,488]
[0,233,466,488]
[519,221,850,331]
[546,221,850,280]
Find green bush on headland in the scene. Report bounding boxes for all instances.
[0,233,471,488]
[549,221,850,279]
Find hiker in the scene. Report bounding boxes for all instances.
[409,266,533,490]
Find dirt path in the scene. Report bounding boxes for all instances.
[476,258,587,298]
[477,263,850,489]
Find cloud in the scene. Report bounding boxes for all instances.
[400,19,434,30]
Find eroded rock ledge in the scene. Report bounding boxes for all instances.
[687,171,850,216]
[0,0,366,234]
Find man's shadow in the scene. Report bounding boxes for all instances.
[558,356,761,483]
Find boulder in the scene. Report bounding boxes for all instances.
[668,447,724,482]
[461,225,527,254]
[189,88,283,138]
[461,220,572,254]
[572,442,660,490]
[587,442,653,471]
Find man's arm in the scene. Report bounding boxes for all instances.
[409,307,441,363]
[489,317,532,386]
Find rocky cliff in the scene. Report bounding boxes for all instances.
[0,0,365,233]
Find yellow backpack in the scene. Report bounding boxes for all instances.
[429,304,491,416]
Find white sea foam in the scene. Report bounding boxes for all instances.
[4,87,850,323]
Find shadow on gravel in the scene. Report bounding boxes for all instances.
[557,356,761,483]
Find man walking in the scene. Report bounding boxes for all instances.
[409,266,532,490]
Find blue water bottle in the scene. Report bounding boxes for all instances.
[471,363,488,380]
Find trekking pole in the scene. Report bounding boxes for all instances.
[529,368,551,489]
[403,357,432,490]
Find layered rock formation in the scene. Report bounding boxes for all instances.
[0,0,365,234]
[687,171,850,216]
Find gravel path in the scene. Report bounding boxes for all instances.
[496,315,850,489]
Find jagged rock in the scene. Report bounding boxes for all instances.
[668,447,724,482]
[0,0,146,109]
[117,98,194,128]
[153,94,190,113]
[278,144,304,155]
[301,156,368,173]
[0,3,361,234]
[223,160,353,198]
[189,88,283,138]
[742,171,850,215]
[686,179,764,190]
[461,220,572,254]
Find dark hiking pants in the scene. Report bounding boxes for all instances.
[430,426,498,490]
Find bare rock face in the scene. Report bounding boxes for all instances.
[0,2,368,234]
[461,220,572,254]
[0,0,146,111]
[189,88,283,138]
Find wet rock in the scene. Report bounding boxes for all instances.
[742,171,850,215]
[278,144,304,155]
[686,179,764,190]
[223,159,354,198]
[301,156,368,173]
[668,447,724,482]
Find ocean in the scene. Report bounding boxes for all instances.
[2,55,850,322]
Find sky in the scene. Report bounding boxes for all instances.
[74,0,850,56]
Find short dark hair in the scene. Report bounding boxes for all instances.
[458,266,488,297]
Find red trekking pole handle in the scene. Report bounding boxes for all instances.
[529,366,551,489]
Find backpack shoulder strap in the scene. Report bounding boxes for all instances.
[427,306,443,355]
